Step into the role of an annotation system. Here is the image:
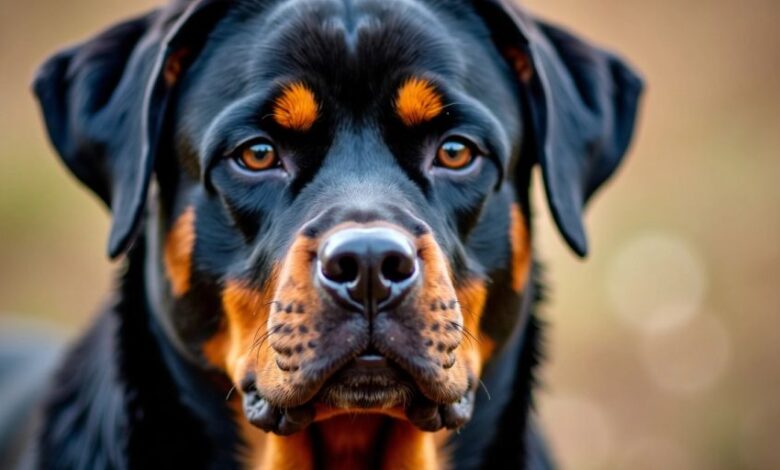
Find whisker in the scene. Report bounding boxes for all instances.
[250,323,264,351]
[478,379,491,401]
[252,323,283,349]
[250,323,283,362]
[437,102,460,113]
[448,320,481,346]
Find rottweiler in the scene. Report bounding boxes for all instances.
[26,0,642,468]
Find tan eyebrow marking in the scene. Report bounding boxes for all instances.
[504,47,534,84]
[272,82,318,131]
[163,47,192,87]
[395,77,444,126]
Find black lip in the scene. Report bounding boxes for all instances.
[242,386,315,435]
[315,354,417,409]
[354,354,388,369]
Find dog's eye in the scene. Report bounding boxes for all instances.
[233,140,279,172]
[434,139,475,170]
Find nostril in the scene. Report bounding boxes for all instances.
[317,227,419,312]
[381,253,416,283]
[322,254,360,284]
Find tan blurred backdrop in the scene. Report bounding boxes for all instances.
[1,0,778,468]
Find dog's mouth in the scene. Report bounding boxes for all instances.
[315,350,416,410]
[241,343,475,435]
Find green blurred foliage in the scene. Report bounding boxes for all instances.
[1,0,778,468]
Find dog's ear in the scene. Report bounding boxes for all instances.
[476,0,643,257]
[32,0,228,259]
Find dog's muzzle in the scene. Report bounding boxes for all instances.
[242,219,473,434]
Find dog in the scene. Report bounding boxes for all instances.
[24,0,641,468]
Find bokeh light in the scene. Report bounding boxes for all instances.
[538,394,615,469]
[739,402,780,469]
[615,436,694,470]
[607,233,707,333]
[640,313,731,395]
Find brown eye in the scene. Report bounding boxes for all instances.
[435,139,475,170]
[235,141,279,171]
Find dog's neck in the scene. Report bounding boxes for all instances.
[38,240,545,469]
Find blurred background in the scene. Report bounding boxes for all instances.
[1,0,778,468]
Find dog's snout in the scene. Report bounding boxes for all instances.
[318,227,418,312]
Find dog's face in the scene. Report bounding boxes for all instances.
[163,0,524,432]
[34,0,641,438]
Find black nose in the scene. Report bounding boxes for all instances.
[317,227,418,312]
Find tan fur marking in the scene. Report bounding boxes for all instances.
[395,78,444,126]
[477,334,497,364]
[202,266,279,381]
[381,421,440,470]
[504,47,534,83]
[163,206,195,297]
[317,416,385,470]
[455,277,489,377]
[314,416,442,470]
[433,429,454,470]
[509,204,532,292]
[261,433,315,470]
[163,48,192,86]
[273,82,318,131]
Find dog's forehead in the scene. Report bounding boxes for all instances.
[265,0,462,72]
[183,0,492,116]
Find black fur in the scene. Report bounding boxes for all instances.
[39,242,240,469]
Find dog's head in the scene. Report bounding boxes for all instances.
[34,0,641,436]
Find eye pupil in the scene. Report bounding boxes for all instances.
[236,141,278,171]
[443,142,462,156]
[436,139,474,170]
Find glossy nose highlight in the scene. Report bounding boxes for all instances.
[317,227,418,312]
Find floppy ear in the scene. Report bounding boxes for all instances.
[476,0,644,257]
[32,0,228,259]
